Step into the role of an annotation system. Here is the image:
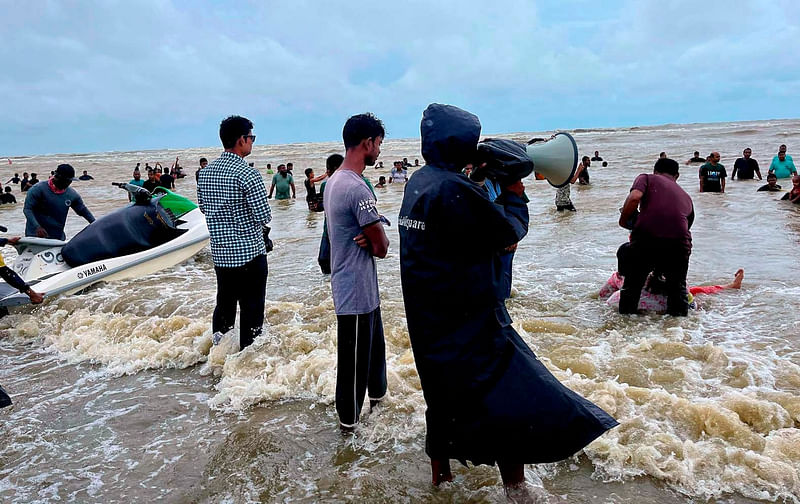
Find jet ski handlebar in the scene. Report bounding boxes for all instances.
[113,182,152,204]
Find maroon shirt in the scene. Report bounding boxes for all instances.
[630,173,694,249]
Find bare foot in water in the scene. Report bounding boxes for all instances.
[730,269,744,289]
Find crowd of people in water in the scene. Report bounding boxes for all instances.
[1,112,798,501]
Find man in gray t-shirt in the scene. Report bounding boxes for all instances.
[324,112,389,432]
[326,169,380,314]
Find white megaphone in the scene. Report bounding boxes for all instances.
[525,132,579,188]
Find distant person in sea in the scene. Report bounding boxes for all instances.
[286,162,294,175]
[24,164,95,240]
[19,173,28,191]
[731,147,761,180]
[318,154,343,274]
[686,151,705,164]
[375,176,386,188]
[414,158,420,167]
[757,173,782,192]
[402,157,411,168]
[159,167,175,190]
[591,150,603,161]
[699,151,726,193]
[154,163,163,181]
[143,169,159,193]
[22,173,38,192]
[6,173,20,185]
[578,155,591,185]
[375,161,384,170]
[198,115,271,351]
[265,163,273,174]
[195,157,207,183]
[268,164,296,200]
[389,161,408,183]
[769,149,797,179]
[659,151,667,159]
[171,157,185,178]
[399,103,617,499]
[618,157,694,315]
[780,175,800,204]
[602,161,608,167]
[323,113,388,433]
[0,187,16,204]
[554,156,586,211]
[78,170,94,181]
[304,167,326,211]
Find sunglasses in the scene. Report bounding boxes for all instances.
[243,134,256,142]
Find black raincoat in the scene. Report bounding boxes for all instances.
[399,104,617,465]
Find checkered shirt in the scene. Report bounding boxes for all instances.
[197,151,272,268]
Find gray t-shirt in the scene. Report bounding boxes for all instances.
[324,169,381,315]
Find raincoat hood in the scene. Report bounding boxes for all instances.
[420,103,481,172]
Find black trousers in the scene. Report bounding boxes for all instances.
[213,254,268,349]
[617,238,690,316]
[335,307,387,428]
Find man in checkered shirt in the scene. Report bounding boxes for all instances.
[197,115,271,350]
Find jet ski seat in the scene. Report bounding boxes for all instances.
[61,198,186,268]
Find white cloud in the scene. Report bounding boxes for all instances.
[0,0,797,154]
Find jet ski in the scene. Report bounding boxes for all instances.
[0,183,210,308]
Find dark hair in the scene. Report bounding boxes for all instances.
[694,151,699,156]
[582,155,590,163]
[767,172,777,179]
[379,176,386,183]
[304,168,313,177]
[219,115,253,149]
[326,154,344,173]
[602,161,608,167]
[4,187,10,193]
[342,113,385,149]
[199,157,208,164]
[287,162,293,167]
[654,158,679,176]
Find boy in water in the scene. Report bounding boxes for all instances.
[780,175,800,203]
[757,173,781,192]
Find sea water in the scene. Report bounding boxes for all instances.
[1,119,799,503]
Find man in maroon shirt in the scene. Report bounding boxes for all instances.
[618,158,695,315]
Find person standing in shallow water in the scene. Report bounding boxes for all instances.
[198,115,271,350]
[399,103,617,499]
[324,113,389,432]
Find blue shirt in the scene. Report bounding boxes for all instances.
[769,155,797,179]
[197,151,272,268]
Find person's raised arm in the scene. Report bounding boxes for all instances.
[310,173,327,183]
[619,189,643,228]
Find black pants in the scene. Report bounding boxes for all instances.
[335,307,387,428]
[617,238,690,316]
[318,229,331,274]
[213,254,268,349]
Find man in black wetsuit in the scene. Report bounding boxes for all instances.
[591,150,603,161]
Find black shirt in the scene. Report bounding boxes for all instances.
[143,179,159,193]
[757,184,782,192]
[688,156,706,163]
[699,163,726,192]
[732,157,759,180]
[78,174,94,180]
[304,179,316,201]
[0,193,16,204]
[591,156,603,161]
[159,174,175,190]
[8,176,20,184]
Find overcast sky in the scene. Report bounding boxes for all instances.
[1,0,798,156]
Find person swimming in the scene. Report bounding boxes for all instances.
[600,269,744,312]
